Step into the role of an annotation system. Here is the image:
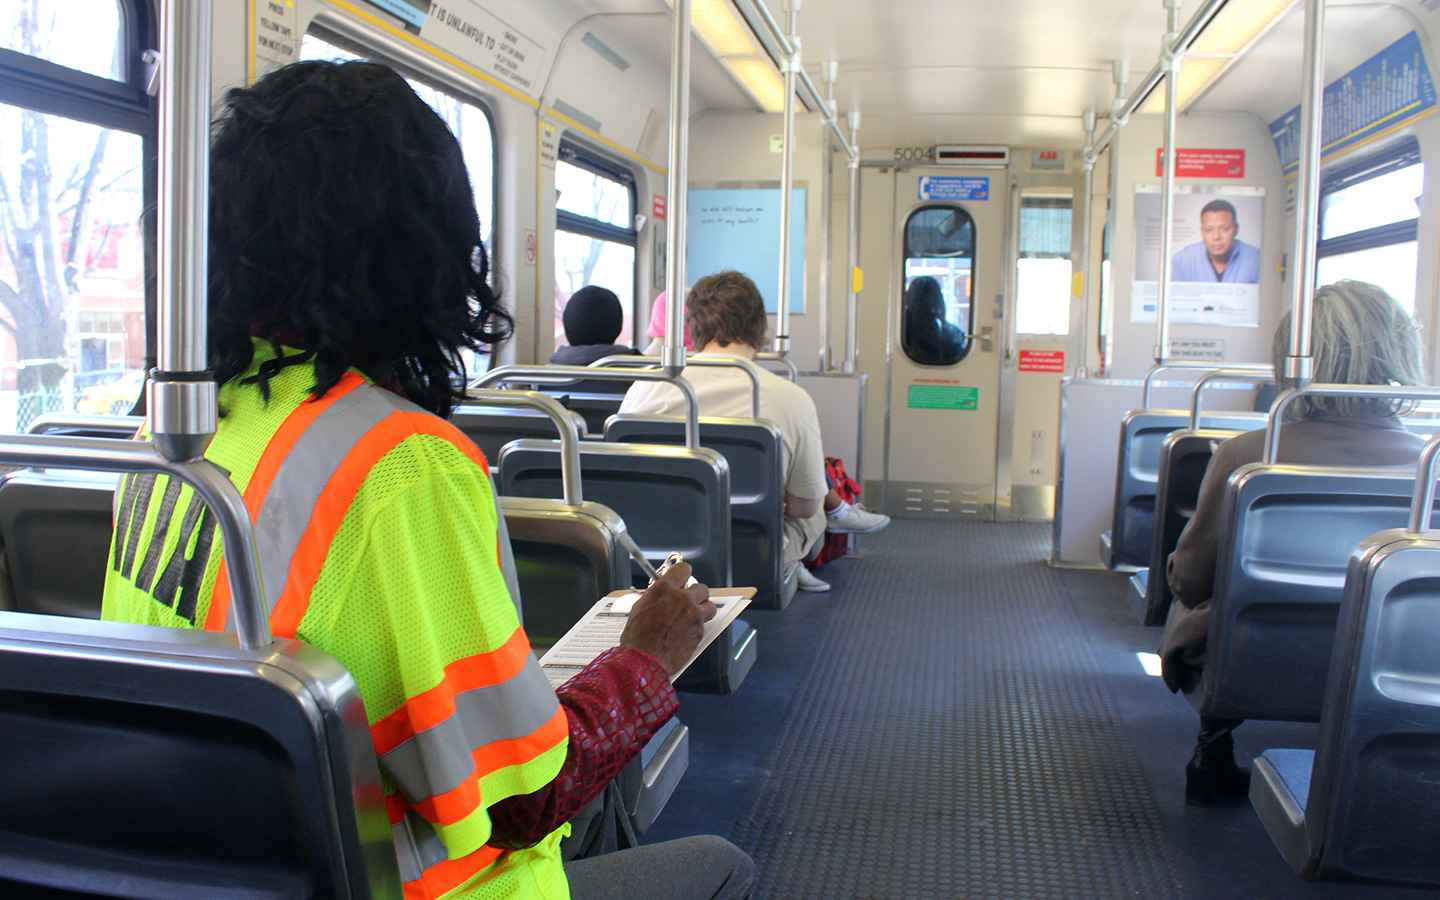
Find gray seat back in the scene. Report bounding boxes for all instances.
[534,391,625,437]
[452,406,589,465]
[498,439,732,589]
[1109,410,1265,568]
[1192,464,1427,721]
[605,414,785,608]
[0,470,118,618]
[1137,428,1242,624]
[500,496,630,646]
[1291,528,1440,885]
[0,611,402,899]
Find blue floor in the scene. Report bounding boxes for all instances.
[644,520,1440,899]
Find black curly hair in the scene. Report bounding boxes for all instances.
[207,60,511,416]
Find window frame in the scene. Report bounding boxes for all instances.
[0,0,158,413]
[1317,137,1421,261]
[900,203,977,367]
[555,140,639,248]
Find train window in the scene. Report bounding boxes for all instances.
[1015,194,1073,336]
[2,1,124,82]
[0,1,153,433]
[902,206,974,365]
[1317,139,1422,313]
[554,142,637,349]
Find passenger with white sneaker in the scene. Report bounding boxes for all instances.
[620,270,888,593]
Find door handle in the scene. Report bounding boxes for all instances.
[975,326,995,353]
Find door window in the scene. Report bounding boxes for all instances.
[902,206,974,365]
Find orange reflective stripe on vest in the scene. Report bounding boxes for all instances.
[204,375,557,898]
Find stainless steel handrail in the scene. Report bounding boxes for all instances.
[755,352,798,382]
[472,365,700,449]
[1409,431,1440,534]
[1265,384,1440,464]
[27,414,145,436]
[1141,362,1273,408]
[463,390,583,506]
[1188,369,1275,430]
[0,434,269,649]
[591,355,763,420]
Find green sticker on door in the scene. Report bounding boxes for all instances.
[907,384,978,410]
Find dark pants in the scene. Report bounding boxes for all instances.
[566,835,756,900]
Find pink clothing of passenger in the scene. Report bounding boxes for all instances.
[645,292,694,351]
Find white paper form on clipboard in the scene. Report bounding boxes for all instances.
[538,587,755,688]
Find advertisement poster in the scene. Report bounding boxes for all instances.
[1130,185,1265,327]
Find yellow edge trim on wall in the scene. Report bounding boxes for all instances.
[545,110,666,177]
[1283,107,1437,180]
[324,0,539,108]
[247,0,257,84]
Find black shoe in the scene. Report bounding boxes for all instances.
[1184,733,1251,807]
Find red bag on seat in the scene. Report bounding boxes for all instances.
[809,457,860,570]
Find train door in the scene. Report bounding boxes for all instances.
[858,163,1009,520]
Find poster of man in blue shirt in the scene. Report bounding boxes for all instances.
[1169,199,1261,283]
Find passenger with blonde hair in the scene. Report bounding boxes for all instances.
[1160,280,1427,806]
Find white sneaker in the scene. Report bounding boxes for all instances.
[796,566,830,592]
[827,501,890,534]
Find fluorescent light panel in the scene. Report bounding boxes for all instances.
[662,0,787,113]
[1142,0,1298,114]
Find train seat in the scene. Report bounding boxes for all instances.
[604,413,795,610]
[1129,428,1241,625]
[452,405,589,465]
[0,469,118,619]
[534,391,626,437]
[1250,527,1440,887]
[0,610,402,900]
[498,438,756,694]
[1106,410,1265,570]
[501,496,632,646]
[1184,464,1433,721]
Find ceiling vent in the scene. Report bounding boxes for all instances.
[932,145,1010,167]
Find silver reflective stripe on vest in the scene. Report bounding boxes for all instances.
[378,652,560,804]
[226,381,422,631]
[392,809,454,885]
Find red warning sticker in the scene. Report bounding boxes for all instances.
[1019,350,1065,373]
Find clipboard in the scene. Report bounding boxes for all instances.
[538,586,755,687]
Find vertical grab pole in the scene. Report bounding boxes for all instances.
[1076,108,1096,377]
[844,110,862,374]
[662,0,692,377]
[1154,0,1182,365]
[817,60,839,373]
[775,0,801,356]
[1286,0,1327,389]
[151,0,217,463]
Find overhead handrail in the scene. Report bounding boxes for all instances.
[0,434,269,650]
[473,365,700,449]
[1083,0,1230,165]
[1188,369,1276,429]
[1141,361,1273,408]
[1265,384,1440,464]
[1408,431,1440,534]
[464,390,583,506]
[591,354,763,420]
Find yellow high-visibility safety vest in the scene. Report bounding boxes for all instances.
[103,341,571,900]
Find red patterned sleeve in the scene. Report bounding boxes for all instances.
[487,646,679,848]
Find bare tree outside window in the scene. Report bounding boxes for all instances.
[0,0,142,430]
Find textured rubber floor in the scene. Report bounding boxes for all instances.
[730,520,1184,899]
